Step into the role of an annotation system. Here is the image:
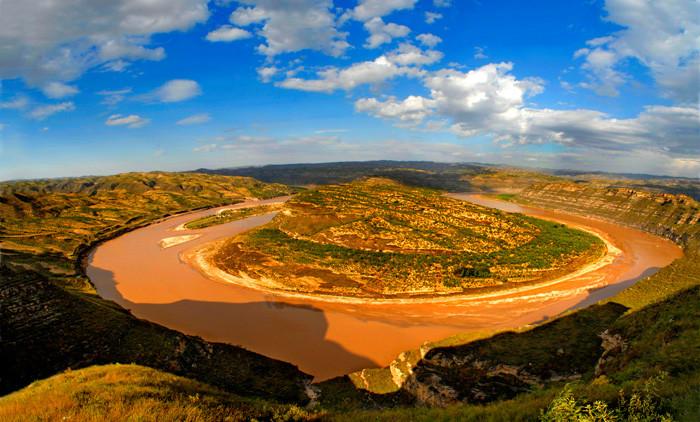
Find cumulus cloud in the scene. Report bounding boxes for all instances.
[0,0,209,85]
[386,43,443,66]
[277,55,410,92]
[355,96,435,124]
[29,102,75,120]
[350,0,417,21]
[105,114,150,128]
[354,61,700,158]
[425,12,442,24]
[205,25,252,42]
[277,42,442,93]
[257,66,279,82]
[364,17,410,48]
[230,0,348,57]
[176,113,211,125]
[574,0,700,102]
[41,82,79,99]
[416,33,442,48]
[149,79,202,103]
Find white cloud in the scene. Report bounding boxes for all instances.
[277,55,410,92]
[97,88,132,106]
[257,66,279,82]
[205,25,252,42]
[355,95,435,124]
[433,0,451,6]
[351,0,417,21]
[41,82,79,99]
[425,12,442,24]
[0,0,210,85]
[102,60,130,72]
[575,0,700,102]
[230,0,348,57]
[29,102,75,120]
[364,17,410,48]
[474,46,488,60]
[353,61,700,158]
[177,113,211,125]
[0,95,29,110]
[416,33,442,48]
[105,114,150,128]
[150,79,202,103]
[386,43,443,66]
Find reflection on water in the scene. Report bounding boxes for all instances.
[87,195,682,380]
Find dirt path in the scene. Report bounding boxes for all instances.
[87,194,682,381]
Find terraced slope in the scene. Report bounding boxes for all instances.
[326,182,700,418]
[0,173,309,400]
[0,171,291,289]
[211,178,603,297]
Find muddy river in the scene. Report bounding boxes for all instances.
[87,194,682,381]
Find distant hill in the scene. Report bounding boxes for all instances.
[193,161,490,191]
[195,161,700,200]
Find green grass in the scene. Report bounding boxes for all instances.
[3,170,700,421]
[215,178,604,295]
[0,364,318,422]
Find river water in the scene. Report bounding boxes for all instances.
[87,194,682,380]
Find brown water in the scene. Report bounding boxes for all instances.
[87,194,683,381]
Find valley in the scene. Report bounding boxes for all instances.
[2,164,698,420]
[86,183,679,381]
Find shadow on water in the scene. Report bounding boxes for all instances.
[570,267,661,311]
[88,265,377,379]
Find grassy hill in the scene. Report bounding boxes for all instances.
[0,172,312,402]
[211,178,602,297]
[2,167,699,420]
[0,171,292,290]
[0,364,317,422]
[325,181,699,419]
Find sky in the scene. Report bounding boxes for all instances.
[0,0,698,181]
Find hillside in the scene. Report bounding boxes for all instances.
[2,168,699,420]
[209,178,603,298]
[0,364,318,422]
[322,181,699,419]
[0,172,311,401]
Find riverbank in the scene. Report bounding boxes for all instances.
[87,194,682,380]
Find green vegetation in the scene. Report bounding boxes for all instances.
[213,178,603,297]
[0,172,309,401]
[2,165,700,421]
[184,203,283,230]
[540,377,672,422]
[0,364,318,422]
[0,171,292,290]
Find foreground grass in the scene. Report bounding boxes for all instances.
[0,364,318,422]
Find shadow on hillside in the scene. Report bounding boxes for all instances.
[570,267,660,310]
[88,266,377,380]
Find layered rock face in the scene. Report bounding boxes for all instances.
[518,182,699,244]
[391,182,699,407]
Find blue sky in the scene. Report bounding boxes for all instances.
[0,0,698,181]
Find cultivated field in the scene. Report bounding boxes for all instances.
[211,178,604,297]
